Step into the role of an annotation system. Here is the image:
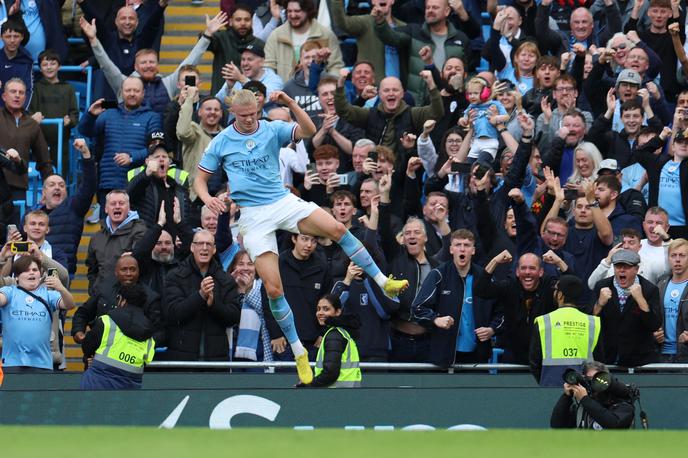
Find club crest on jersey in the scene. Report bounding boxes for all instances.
[245,139,257,151]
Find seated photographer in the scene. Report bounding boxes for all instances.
[550,361,636,429]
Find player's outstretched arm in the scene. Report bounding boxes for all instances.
[269,91,316,139]
[194,169,227,215]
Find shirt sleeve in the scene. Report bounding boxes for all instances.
[270,120,298,145]
[198,137,223,174]
[0,285,14,303]
[494,101,508,115]
[46,289,61,311]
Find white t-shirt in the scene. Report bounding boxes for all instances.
[639,239,670,284]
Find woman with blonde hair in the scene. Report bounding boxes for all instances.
[566,141,603,195]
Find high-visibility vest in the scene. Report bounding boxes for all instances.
[315,327,362,388]
[534,307,600,386]
[126,166,189,187]
[93,315,155,374]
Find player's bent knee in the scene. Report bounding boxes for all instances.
[331,221,347,240]
[263,283,284,299]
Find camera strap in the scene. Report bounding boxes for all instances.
[17,286,54,322]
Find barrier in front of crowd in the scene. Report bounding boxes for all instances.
[2,364,687,429]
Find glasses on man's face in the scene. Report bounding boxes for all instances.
[545,229,566,239]
[556,86,575,93]
[192,241,214,247]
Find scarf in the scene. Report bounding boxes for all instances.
[612,276,639,313]
[235,279,273,362]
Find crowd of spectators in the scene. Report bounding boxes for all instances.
[1,0,688,379]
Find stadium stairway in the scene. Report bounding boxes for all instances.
[63,220,99,371]
[159,0,220,94]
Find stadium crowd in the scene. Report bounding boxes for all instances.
[1,0,688,386]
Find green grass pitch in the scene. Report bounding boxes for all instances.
[1,427,685,458]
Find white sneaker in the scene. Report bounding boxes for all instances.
[86,203,100,224]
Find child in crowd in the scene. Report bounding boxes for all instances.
[459,76,509,162]
[29,49,78,176]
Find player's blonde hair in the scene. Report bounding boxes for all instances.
[226,88,257,107]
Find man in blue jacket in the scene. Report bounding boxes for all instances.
[0,17,33,108]
[412,229,504,366]
[78,76,161,211]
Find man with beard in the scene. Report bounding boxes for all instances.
[423,56,468,146]
[80,12,226,117]
[592,175,642,236]
[73,255,164,350]
[132,201,194,297]
[542,109,590,185]
[476,251,559,364]
[264,0,344,81]
[207,4,265,95]
[536,75,593,160]
[593,249,661,366]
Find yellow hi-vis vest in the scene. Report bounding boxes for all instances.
[535,307,600,384]
[314,327,362,388]
[126,166,189,187]
[93,315,155,374]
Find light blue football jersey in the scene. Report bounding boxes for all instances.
[198,120,297,207]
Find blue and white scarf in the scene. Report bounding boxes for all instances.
[613,276,640,313]
[235,279,273,362]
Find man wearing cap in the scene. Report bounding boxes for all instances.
[593,249,661,367]
[215,43,284,107]
[126,141,191,233]
[529,274,603,386]
[585,51,672,129]
[635,127,688,239]
[595,158,647,221]
[588,88,664,170]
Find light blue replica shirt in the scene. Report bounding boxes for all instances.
[663,279,688,355]
[21,0,46,61]
[457,274,477,353]
[658,161,686,226]
[464,101,507,139]
[198,120,297,207]
[0,285,61,369]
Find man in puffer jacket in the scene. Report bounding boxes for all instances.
[78,77,162,209]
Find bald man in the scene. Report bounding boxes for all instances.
[475,250,561,364]
[535,0,621,56]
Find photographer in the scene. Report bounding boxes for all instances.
[550,361,635,429]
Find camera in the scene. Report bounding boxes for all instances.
[9,241,30,253]
[563,368,639,403]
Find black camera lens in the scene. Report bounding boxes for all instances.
[563,368,583,385]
